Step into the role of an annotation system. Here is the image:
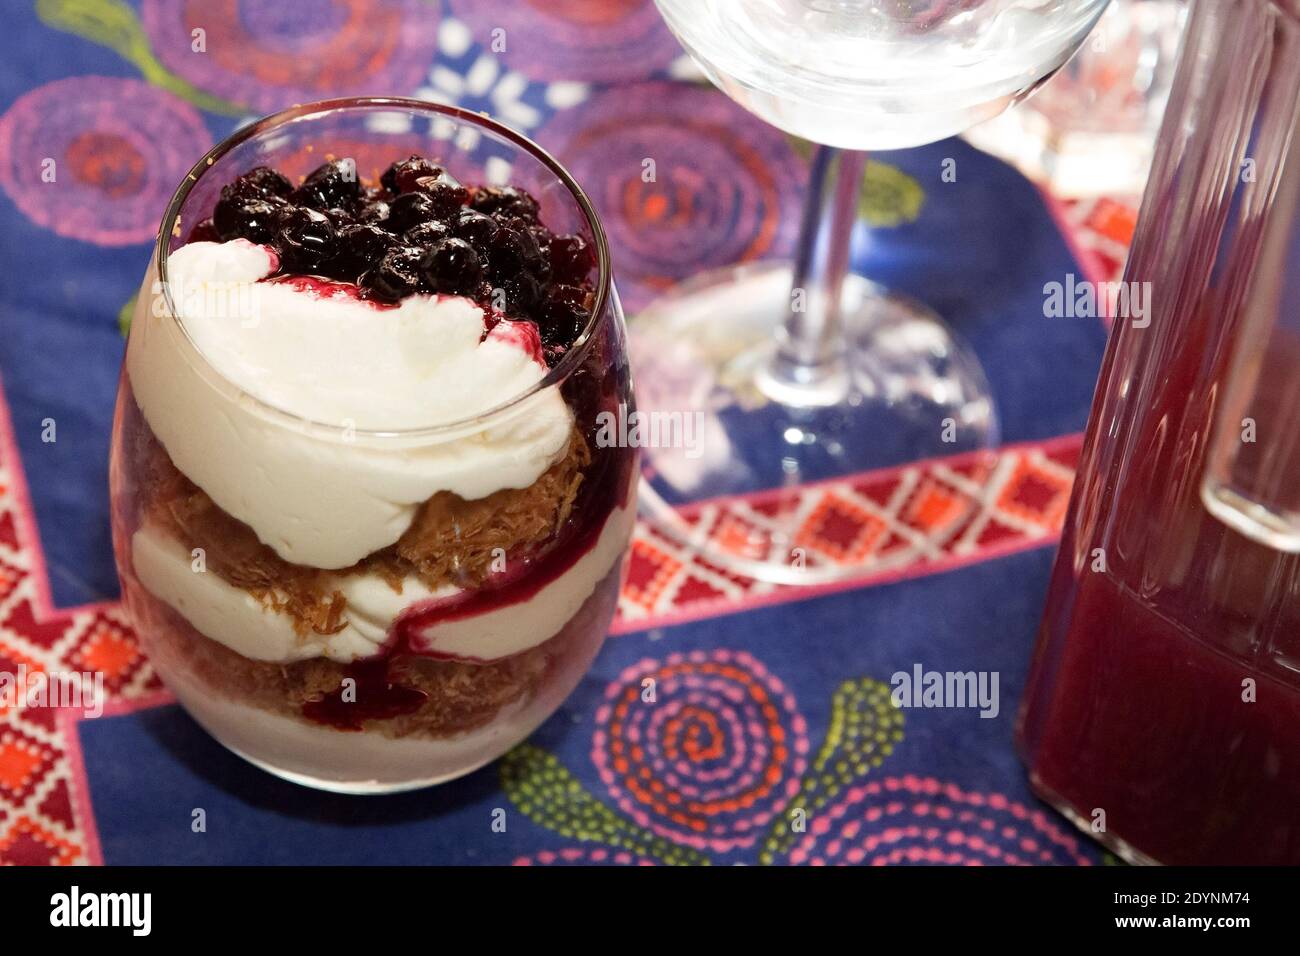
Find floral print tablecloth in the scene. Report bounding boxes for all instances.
[0,0,1133,865]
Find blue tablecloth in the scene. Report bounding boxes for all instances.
[0,0,1109,865]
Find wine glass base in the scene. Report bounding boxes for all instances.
[629,261,1001,585]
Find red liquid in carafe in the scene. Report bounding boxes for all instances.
[1018,325,1300,865]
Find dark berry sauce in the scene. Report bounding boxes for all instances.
[300,409,635,732]
[263,274,397,307]
[300,658,428,730]
[191,154,599,368]
[392,440,635,659]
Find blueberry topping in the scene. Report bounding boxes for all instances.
[414,175,470,218]
[188,217,221,243]
[386,192,440,234]
[361,245,426,302]
[274,206,335,272]
[357,200,391,226]
[327,223,395,279]
[486,224,528,279]
[292,159,361,210]
[452,209,496,253]
[471,185,540,221]
[403,220,451,246]
[213,195,285,243]
[381,155,441,194]
[538,286,591,346]
[500,272,542,312]
[221,166,292,203]
[421,238,483,294]
[549,234,596,285]
[203,156,595,365]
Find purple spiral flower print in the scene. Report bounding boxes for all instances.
[448,0,680,83]
[0,77,211,246]
[540,82,805,311]
[592,649,809,853]
[141,0,441,114]
[788,775,1094,866]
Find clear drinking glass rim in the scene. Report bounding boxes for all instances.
[154,96,613,441]
[655,0,1113,99]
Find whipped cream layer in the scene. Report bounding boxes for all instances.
[131,503,633,664]
[127,240,573,569]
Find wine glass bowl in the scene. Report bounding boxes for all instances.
[635,0,1111,583]
[655,0,1113,150]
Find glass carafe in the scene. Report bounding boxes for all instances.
[1016,0,1300,864]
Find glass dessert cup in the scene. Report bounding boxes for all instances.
[636,0,1109,585]
[109,99,637,794]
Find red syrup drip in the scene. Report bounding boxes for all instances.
[396,427,635,639]
[486,318,545,366]
[300,658,428,731]
[258,273,547,366]
[261,274,398,308]
[300,415,635,731]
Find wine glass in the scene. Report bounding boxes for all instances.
[634,0,1111,584]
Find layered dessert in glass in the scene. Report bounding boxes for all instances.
[109,100,636,792]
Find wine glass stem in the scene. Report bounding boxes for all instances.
[758,145,866,406]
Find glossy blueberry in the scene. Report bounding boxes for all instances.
[452,209,496,254]
[381,155,441,194]
[508,218,548,276]
[386,192,439,234]
[500,272,542,312]
[356,200,391,226]
[323,206,356,226]
[291,159,361,210]
[361,245,426,302]
[221,166,292,203]
[328,223,395,279]
[420,238,483,294]
[273,206,335,272]
[537,287,591,347]
[414,176,469,218]
[213,195,285,243]
[403,220,451,246]
[471,185,540,221]
[486,224,529,279]
[549,234,596,285]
